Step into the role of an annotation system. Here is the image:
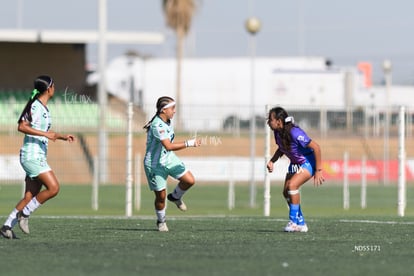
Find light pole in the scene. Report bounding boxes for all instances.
[98,0,108,184]
[245,17,261,208]
[383,59,392,185]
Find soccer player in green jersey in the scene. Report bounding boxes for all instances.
[143,96,201,232]
[1,76,75,239]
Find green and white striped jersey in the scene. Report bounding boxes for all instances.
[144,116,176,168]
[20,99,51,160]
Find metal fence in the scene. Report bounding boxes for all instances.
[1,99,413,187]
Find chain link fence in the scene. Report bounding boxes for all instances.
[1,94,413,186]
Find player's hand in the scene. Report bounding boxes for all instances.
[313,170,325,186]
[267,161,274,173]
[65,134,76,143]
[185,138,201,147]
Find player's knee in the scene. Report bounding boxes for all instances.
[154,190,166,203]
[187,177,196,186]
[23,193,33,203]
[48,184,60,198]
[154,198,165,210]
[287,181,302,191]
[181,174,195,186]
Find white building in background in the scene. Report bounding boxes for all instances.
[89,55,414,131]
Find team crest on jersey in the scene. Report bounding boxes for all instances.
[298,135,305,142]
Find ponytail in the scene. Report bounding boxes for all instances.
[17,75,53,124]
[143,114,157,131]
[269,106,294,151]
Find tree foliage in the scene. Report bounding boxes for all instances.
[162,0,195,37]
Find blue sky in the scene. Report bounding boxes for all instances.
[1,0,414,84]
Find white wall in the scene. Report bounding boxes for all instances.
[99,56,414,131]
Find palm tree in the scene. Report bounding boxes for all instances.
[162,0,196,130]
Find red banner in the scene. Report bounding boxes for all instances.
[322,160,414,181]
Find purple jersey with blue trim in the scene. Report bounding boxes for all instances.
[274,126,313,164]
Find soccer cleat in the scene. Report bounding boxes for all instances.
[157,221,169,232]
[167,193,187,211]
[17,211,30,234]
[284,221,308,233]
[284,221,296,232]
[1,225,18,239]
[297,224,308,233]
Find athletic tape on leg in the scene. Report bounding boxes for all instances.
[288,189,300,195]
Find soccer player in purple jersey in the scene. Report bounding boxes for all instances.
[266,107,324,232]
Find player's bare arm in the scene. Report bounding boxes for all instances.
[307,140,324,186]
[17,120,47,137]
[161,137,201,151]
[267,149,283,172]
[18,121,75,143]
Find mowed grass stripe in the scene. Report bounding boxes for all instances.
[0,216,413,276]
[1,184,414,217]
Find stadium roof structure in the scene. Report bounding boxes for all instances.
[0,29,164,44]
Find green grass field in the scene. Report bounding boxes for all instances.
[1,183,414,275]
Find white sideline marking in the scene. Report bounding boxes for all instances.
[1,215,412,225]
[339,219,414,225]
[0,215,285,221]
[3,215,229,220]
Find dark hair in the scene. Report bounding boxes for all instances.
[143,96,175,131]
[17,75,54,123]
[268,106,294,151]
